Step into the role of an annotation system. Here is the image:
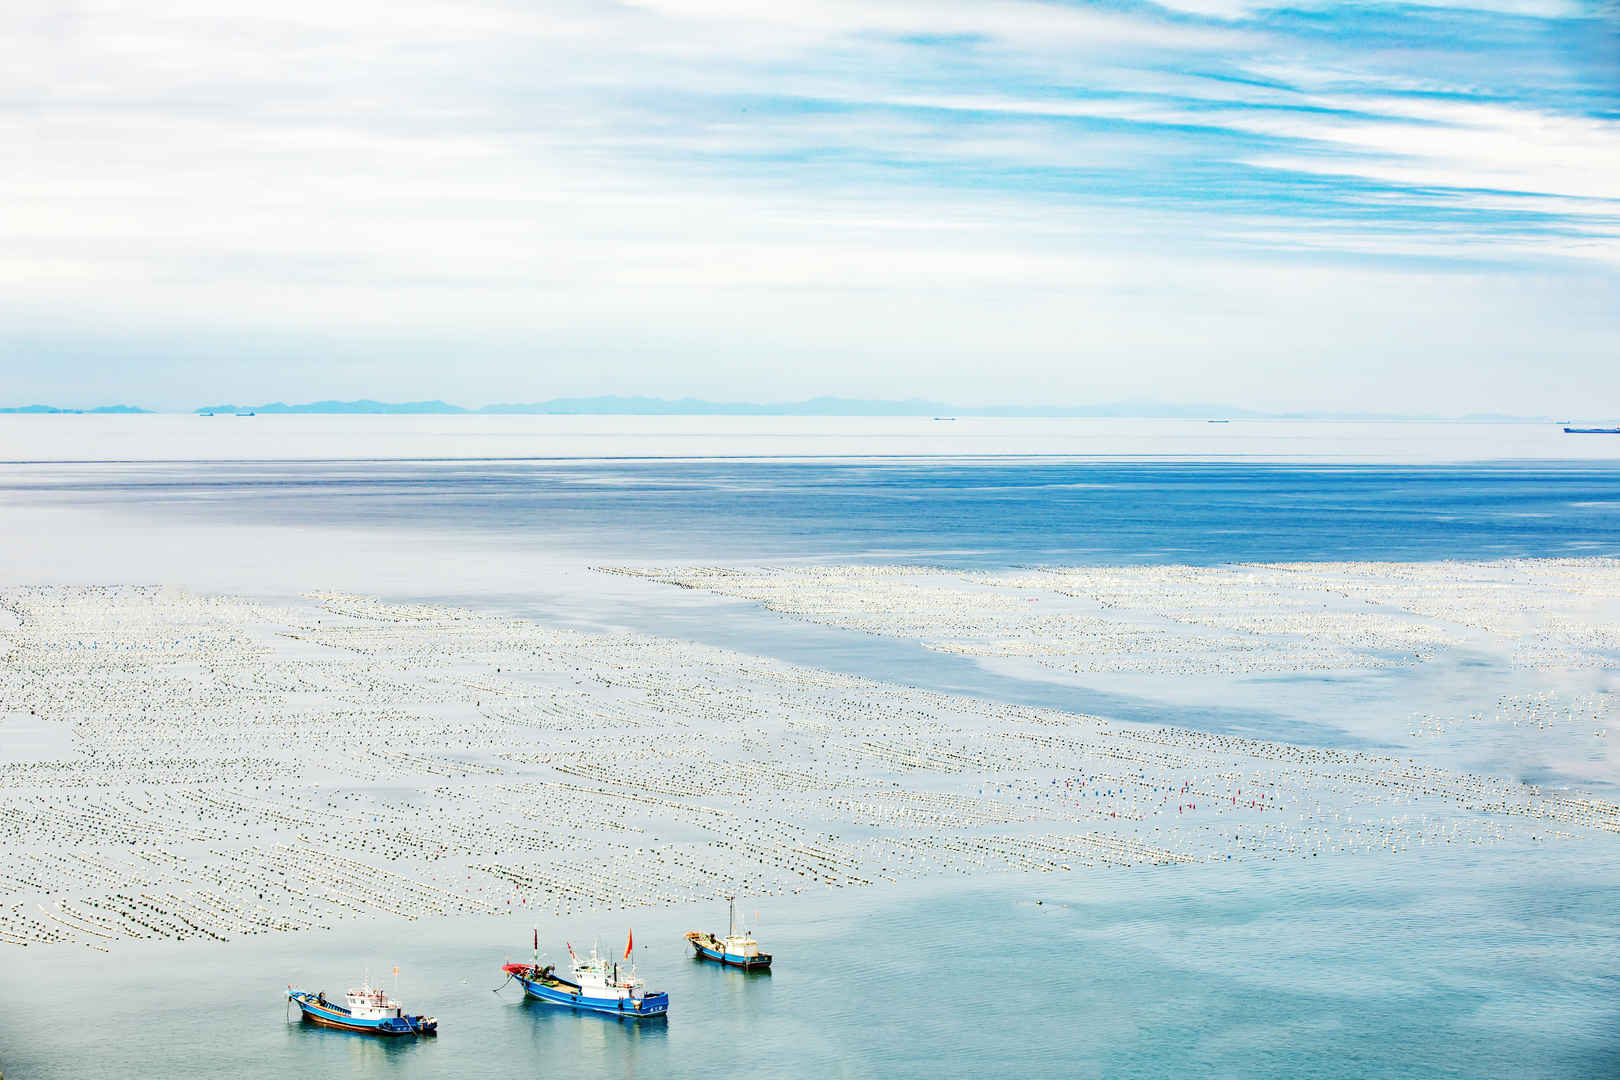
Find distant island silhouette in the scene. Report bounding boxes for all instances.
[0,397,1563,422]
[0,404,151,414]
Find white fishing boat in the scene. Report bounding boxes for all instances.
[685,896,772,969]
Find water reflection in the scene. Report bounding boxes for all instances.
[501,993,670,1069]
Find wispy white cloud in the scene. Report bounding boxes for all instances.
[2,0,1618,409]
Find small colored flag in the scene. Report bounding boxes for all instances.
[392,966,399,976]
[566,942,577,960]
[624,929,633,960]
[534,928,538,951]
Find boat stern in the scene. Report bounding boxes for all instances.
[378,1014,437,1035]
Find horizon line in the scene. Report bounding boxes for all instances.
[0,395,1575,424]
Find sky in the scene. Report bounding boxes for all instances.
[2,0,1619,414]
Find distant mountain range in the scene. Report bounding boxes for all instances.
[0,397,1566,422]
[196,399,467,415]
[182,397,1556,421]
[0,404,151,414]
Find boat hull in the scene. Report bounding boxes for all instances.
[690,940,772,969]
[513,972,669,1018]
[288,991,436,1035]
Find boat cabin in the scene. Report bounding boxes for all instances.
[722,933,762,957]
[345,986,404,1019]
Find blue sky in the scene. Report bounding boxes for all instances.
[3,0,1618,412]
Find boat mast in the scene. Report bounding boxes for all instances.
[728,894,737,937]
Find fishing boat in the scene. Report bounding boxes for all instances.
[685,896,772,969]
[286,978,437,1035]
[1565,426,1620,434]
[502,931,668,1019]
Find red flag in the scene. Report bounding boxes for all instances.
[624,929,633,960]
[566,942,577,960]
[533,928,538,951]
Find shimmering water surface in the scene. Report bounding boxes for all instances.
[8,456,1620,566]
[2,849,1617,1080]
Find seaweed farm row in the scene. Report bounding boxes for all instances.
[1,580,1615,951]
[600,559,1620,675]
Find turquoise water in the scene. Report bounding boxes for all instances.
[2,845,1616,1078]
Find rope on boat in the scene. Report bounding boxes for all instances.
[492,973,514,993]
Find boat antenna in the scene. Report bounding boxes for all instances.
[729,893,737,937]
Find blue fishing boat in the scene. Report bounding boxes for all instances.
[1565,427,1620,434]
[685,896,772,969]
[503,931,668,1019]
[286,978,437,1035]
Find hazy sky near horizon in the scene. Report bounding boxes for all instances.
[4,1,1619,413]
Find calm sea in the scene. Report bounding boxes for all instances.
[2,429,1618,1078]
[2,847,1617,1080]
